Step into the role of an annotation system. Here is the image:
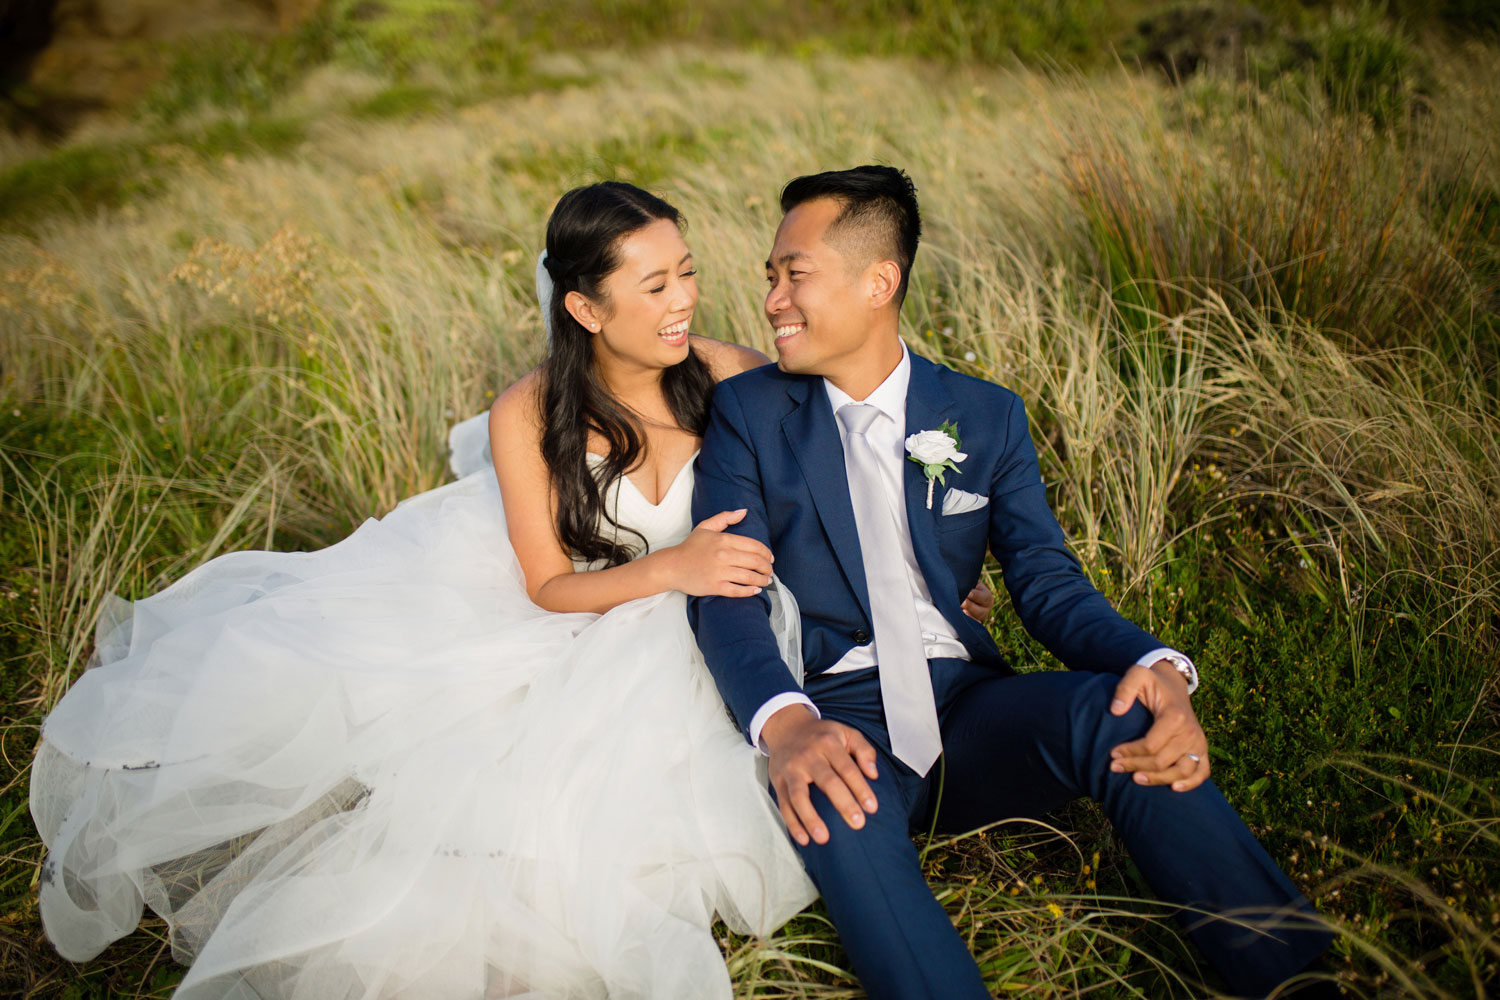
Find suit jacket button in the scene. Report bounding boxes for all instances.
[852,628,870,644]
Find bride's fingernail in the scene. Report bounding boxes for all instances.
[752,587,763,594]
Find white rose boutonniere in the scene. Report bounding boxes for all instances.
[905,420,967,509]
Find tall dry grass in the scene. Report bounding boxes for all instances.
[2,45,1497,997]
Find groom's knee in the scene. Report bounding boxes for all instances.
[784,781,919,884]
[1069,672,1151,742]
[1052,672,1156,797]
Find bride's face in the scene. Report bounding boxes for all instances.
[581,219,698,375]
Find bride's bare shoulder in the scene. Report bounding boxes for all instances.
[490,369,545,458]
[690,336,770,382]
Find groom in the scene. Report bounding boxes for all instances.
[687,166,1335,999]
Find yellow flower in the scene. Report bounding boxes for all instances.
[1046,902,1064,918]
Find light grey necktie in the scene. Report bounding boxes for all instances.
[837,403,943,776]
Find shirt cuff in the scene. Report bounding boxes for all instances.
[1136,647,1198,696]
[748,693,821,755]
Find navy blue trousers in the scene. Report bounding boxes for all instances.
[780,660,1332,1000]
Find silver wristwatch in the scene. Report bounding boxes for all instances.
[1152,650,1199,696]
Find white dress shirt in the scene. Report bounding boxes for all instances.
[746,344,1196,750]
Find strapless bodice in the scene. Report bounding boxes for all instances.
[572,452,697,571]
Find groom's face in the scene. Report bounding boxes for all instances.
[764,198,875,380]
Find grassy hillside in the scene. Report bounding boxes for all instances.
[2,3,1498,997]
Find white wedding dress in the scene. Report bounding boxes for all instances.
[30,414,815,1000]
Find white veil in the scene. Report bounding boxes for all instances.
[535,250,556,344]
[446,251,556,478]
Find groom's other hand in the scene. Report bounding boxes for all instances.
[761,706,880,846]
[1107,662,1211,792]
[961,581,995,622]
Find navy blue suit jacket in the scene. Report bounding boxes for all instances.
[687,352,1163,739]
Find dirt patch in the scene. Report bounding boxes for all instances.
[3,0,322,135]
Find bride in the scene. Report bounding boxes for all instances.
[30,181,992,999]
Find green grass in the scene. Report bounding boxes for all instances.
[0,144,164,229]
[2,8,1499,998]
[349,84,444,121]
[0,117,308,230]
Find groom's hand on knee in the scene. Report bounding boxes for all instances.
[1108,662,1212,792]
[762,706,880,847]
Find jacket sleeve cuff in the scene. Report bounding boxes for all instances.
[749,693,821,755]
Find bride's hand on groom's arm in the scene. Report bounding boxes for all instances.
[1106,662,1211,793]
[653,508,775,598]
[761,706,880,847]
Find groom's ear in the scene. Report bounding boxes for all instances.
[864,259,903,312]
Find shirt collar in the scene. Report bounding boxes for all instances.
[822,343,911,429]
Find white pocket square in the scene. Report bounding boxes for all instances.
[941,488,990,515]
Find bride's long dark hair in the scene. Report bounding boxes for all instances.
[541,182,715,567]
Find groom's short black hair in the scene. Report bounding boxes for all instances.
[779,165,921,307]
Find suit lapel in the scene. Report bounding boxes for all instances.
[782,378,872,620]
[904,354,961,621]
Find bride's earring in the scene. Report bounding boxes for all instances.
[563,290,602,334]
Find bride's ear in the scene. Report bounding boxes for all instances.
[563,290,603,332]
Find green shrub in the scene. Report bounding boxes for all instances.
[332,0,527,79]
[140,13,339,123]
[1063,92,1492,354]
[351,83,442,120]
[174,117,310,159]
[0,142,161,228]
[853,0,1121,64]
[1379,0,1500,36]
[1311,2,1430,128]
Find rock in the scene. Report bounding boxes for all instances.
[1135,2,1270,80]
[2,0,323,135]
[0,0,58,88]
[63,0,284,41]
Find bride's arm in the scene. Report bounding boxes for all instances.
[489,374,773,615]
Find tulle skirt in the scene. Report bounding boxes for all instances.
[30,468,815,999]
